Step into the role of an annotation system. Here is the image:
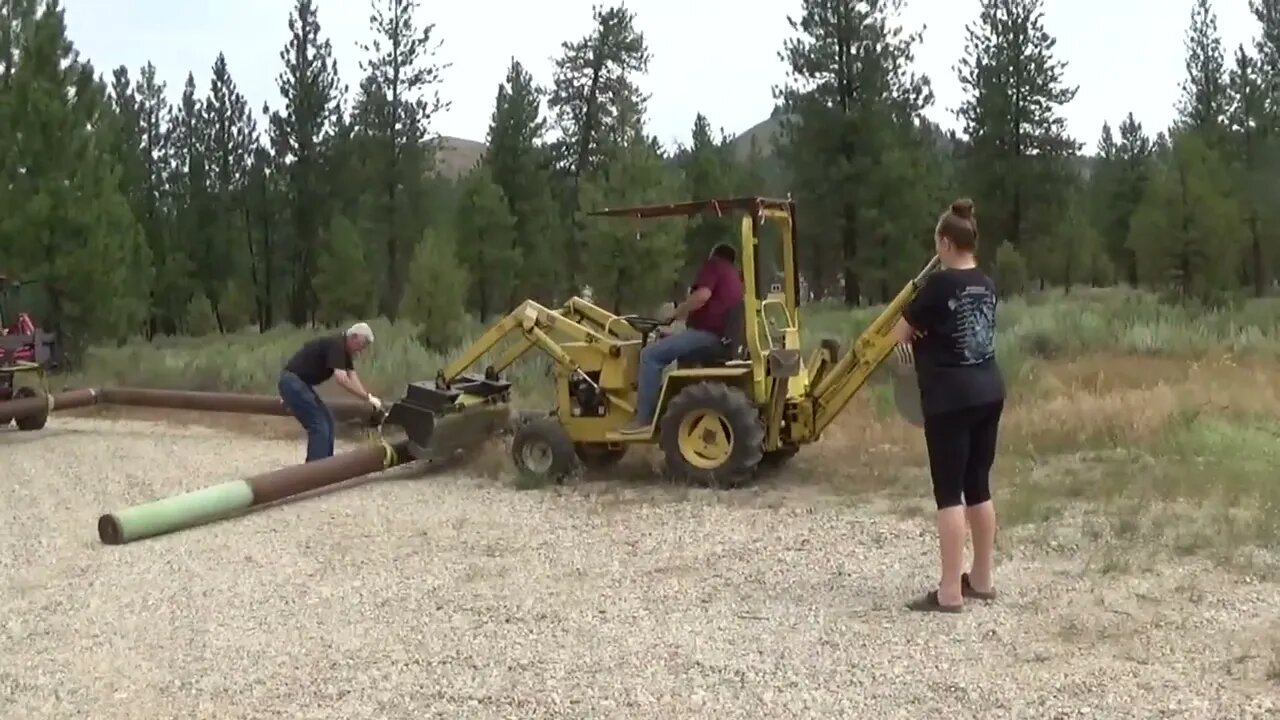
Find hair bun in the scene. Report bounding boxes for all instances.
[951,198,974,219]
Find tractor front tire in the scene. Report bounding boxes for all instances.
[659,382,764,488]
[510,417,578,485]
[13,386,48,431]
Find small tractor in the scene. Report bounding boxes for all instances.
[382,197,938,486]
[0,275,60,431]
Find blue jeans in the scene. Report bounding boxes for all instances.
[634,328,721,424]
[278,370,335,462]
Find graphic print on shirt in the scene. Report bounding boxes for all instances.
[946,285,996,364]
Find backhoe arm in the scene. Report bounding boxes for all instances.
[810,256,940,435]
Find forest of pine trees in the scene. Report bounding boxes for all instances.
[1,0,1278,358]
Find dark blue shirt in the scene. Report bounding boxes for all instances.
[901,267,1005,416]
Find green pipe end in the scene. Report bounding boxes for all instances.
[98,514,125,545]
[97,480,255,545]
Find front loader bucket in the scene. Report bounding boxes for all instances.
[384,373,513,462]
[414,404,512,461]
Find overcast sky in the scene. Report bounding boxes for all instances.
[62,0,1260,154]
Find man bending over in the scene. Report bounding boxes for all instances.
[278,322,383,462]
[618,242,744,434]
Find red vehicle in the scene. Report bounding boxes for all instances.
[0,276,60,428]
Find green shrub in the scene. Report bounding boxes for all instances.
[62,287,1280,402]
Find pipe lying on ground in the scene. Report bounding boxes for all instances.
[0,386,378,427]
[97,438,414,545]
[97,387,374,420]
[0,388,100,425]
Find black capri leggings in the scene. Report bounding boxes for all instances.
[922,400,1004,510]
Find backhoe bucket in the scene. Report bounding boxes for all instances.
[384,374,513,462]
[892,369,923,427]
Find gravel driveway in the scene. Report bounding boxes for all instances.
[2,416,1278,719]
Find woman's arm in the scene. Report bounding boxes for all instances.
[891,317,918,345]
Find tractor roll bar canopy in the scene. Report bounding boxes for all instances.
[586,195,801,310]
[586,196,794,219]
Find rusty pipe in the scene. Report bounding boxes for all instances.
[0,388,101,424]
[97,438,414,544]
[97,387,375,420]
[0,386,378,427]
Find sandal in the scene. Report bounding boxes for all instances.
[961,573,997,601]
[906,590,963,614]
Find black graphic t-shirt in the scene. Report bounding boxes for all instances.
[901,267,1005,417]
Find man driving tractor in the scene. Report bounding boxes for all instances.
[618,242,744,434]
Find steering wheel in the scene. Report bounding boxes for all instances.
[619,315,673,346]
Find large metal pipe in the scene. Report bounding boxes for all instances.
[97,387,374,420]
[97,438,414,545]
[0,388,101,424]
[0,386,378,426]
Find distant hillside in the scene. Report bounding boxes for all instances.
[728,115,786,161]
[729,113,962,159]
[434,136,486,178]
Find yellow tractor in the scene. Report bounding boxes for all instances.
[383,196,938,486]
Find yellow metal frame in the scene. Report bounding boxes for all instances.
[805,255,941,436]
[1,359,51,396]
[429,196,940,468]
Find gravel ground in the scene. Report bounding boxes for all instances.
[2,416,1278,719]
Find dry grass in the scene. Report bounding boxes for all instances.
[795,352,1280,578]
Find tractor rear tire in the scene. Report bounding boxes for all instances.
[575,442,627,469]
[13,386,47,431]
[659,381,764,488]
[510,417,578,484]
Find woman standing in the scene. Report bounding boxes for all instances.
[892,198,1005,613]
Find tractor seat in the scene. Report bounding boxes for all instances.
[679,340,736,367]
[677,300,748,368]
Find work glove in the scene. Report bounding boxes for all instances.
[367,394,383,411]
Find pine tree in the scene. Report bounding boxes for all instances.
[1252,0,1280,128]
[270,0,342,325]
[106,66,145,224]
[203,52,257,329]
[547,4,651,295]
[1227,45,1273,294]
[114,62,179,336]
[776,0,933,304]
[956,0,1080,279]
[1177,0,1228,144]
[679,113,738,271]
[453,166,517,320]
[355,0,450,319]
[1087,116,1154,285]
[313,213,375,324]
[0,0,151,355]
[1044,187,1103,291]
[166,72,211,334]
[483,58,560,305]
[0,0,38,84]
[244,141,284,329]
[579,134,684,313]
[399,229,469,349]
[1128,131,1246,302]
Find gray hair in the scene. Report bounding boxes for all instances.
[346,322,374,343]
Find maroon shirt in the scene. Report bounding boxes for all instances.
[686,257,744,335]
